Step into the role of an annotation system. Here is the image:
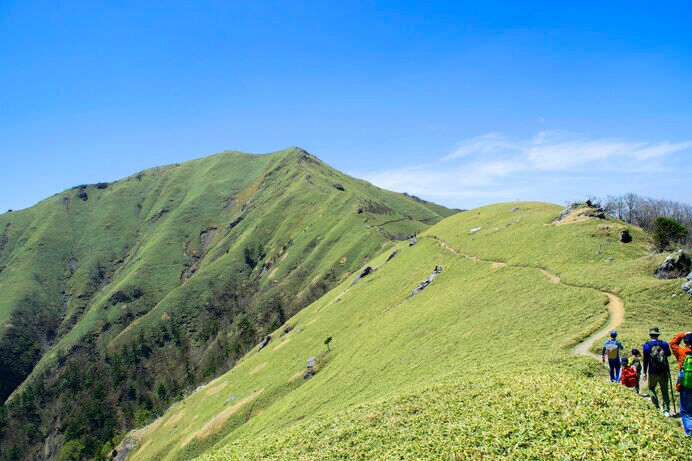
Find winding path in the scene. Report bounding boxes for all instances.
[433,237,625,360]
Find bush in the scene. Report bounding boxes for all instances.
[652,217,688,250]
[58,439,85,461]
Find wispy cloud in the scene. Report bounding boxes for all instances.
[362,131,692,208]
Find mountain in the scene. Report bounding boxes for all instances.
[124,202,690,460]
[0,148,457,460]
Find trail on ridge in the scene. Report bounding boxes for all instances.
[431,237,625,360]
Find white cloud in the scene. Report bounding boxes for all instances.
[361,131,692,209]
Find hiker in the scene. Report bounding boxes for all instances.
[630,348,643,394]
[671,332,692,436]
[602,330,624,383]
[643,327,672,416]
[620,356,638,390]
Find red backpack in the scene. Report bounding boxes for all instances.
[621,366,638,388]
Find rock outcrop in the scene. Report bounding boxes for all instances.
[655,251,691,280]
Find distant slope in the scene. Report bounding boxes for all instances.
[128,202,691,460]
[0,148,456,460]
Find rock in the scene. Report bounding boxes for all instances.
[113,438,138,461]
[620,229,632,243]
[655,252,692,280]
[225,395,238,404]
[305,357,317,379]
[605,258,615,262]
[686,272,692,281]
[409,238,418,246]
[257,335,271,351]
[468,227,482,234]
[352,266,374,285]
[511,207,520,212]
[386,250,398,262]
[410,266,443,296]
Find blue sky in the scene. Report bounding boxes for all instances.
[1,1,691,212]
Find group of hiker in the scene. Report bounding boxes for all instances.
[602,328,692,436]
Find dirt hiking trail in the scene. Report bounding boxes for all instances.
[432,237,625,360]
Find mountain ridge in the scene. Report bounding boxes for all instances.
[0,147,457,460]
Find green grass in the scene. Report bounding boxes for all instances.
[127,202,691,460]
[0,148,455,458]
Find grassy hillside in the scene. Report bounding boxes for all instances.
[127,202,691,460]
[0,148,455,460]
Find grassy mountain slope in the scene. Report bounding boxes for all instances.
[0,148,456,460]
[128,202,691,460]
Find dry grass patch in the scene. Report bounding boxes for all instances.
[289,370,305,382]
[183,389,265,447]
[206,381,228,396]
[164,410,186,428]
[249,362,267,376]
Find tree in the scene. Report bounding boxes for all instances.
[653,217,688,251]
[58,440,85,461]
[324,336,333,351]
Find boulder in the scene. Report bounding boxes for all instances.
[257,335,271,351]
[351,266,374,285]
[655,251,692,280]
[410,266,443,296]
[620,229,632,243]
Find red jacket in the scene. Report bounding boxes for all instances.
[621,366,638,388]
[670,333,692,370]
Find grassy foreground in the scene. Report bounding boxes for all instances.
[128,202,692,460]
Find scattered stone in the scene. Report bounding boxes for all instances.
[620,229,632,243]
[655,251,692,280]
[333,183,345,191]
[468,227,482,234]
[280,326,293,337]
[511,207,520,212]
[357,207,363,214]
[304,357,317,379]
[257,335,271,351]
[409,238,418,246]
[410,266,443,296]
[225,395,238,404]
[114,437,138,461]
[504,223,511,228]
[352,266,374,285]
[386,250,398,262]
[494,228,499,231]
[605,258,615,262]
[686,272,692,281]
[228,216,243,230]
[682,279,692,295]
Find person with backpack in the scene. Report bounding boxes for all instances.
[630,348,643,394]
[602,330,624,383]
[643,326,672,416]
[620,356,638,390]
[670,332,692,435]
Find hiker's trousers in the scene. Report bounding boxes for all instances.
[648,373,670,412]
[681,389,692,436]
[608,358,620,382]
